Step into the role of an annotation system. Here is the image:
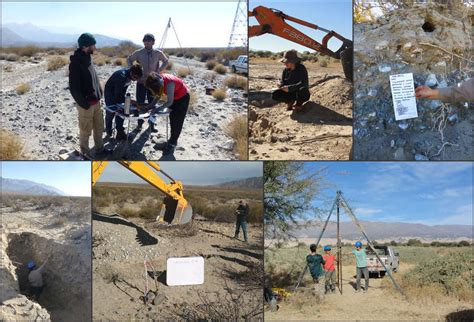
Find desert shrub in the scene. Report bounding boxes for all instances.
[176,52,184,57]
[184,53,194,59]
[199,52,215,62]
[47,56,68,71]
[401,251,473,301]
[5,54,19,61]
[225,115,247,160]
[255,50,274,58]
[319,58,328,67]
[165,60,173,70]
[216,48,246,61]
[205,60,217,70]
[177,67,190,78]
[188,90,197,113]
[94,55,106,66]
[114,58,126,66]
[139,201,159,220]
[213,64,227,75]
[212,87,227,101]
[10,46,42,57]
[16,83,30,95]
[116,41,139,58]
[121,205,139,218]
[224,75,247,90]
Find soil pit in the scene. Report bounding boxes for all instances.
[6,232,91,322]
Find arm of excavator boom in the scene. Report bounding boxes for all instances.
[249,6,353,81]
[92,161,193,225]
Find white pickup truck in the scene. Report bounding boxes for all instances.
[229,55,248,74]
[366,245,399,277]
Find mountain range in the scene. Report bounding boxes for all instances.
[291,220,472,240]
[1,23,127,47]
[1,177,66,196]
[208,177,263,189]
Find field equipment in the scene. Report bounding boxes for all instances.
[92,161,193,225]
[249,6,353,81]
[293,191,406,299]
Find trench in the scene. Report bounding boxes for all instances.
[6,232,91,322]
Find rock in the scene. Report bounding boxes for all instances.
[395,138,407,147]
[414,153,429,161]
[218,140,234,151]
[176,146,185,151]
[191,144,200,149]
[375,40,389,51]
[394,147,406,160]
[398,122,409,130]
[390,139,395,148]
[378,64,391,73]
[427,100,442,110]
[249,110,257,122]
[425,74,438,87]
[260,118,270,129]
[447,113,458,123]
[270,135,278,143]
[59,147,69,154]
[44,117,51,122]
[367,89,377,97]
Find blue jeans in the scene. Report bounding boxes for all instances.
[105,110,124,134]
[136,82,154,126]
[234,217,248,241]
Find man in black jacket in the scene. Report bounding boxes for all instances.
[68,33,104,157]
[234,200,250,242]
[104,65,143,140]
[272,50,310,111]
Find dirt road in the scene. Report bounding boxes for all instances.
[249,58,353,160]
[266,264,472,320]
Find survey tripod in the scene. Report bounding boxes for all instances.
[293,191,406,298]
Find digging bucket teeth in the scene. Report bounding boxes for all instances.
[159,196,193,225]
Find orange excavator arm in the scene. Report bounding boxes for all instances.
[249,6,352,60]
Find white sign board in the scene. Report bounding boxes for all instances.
[166,256,204,286]
[389,73,418,121]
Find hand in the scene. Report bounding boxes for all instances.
[415,86,440,100]
[281,86,289,93]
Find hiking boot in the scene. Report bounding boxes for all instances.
[137,119,144,130]
[149,124,158,133]
[116,130,127,141]
[162,143,176,156]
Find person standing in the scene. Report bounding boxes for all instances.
[323,245,337,294]
[127,33,169,130]
[351,241,369,293]
[271,50,310,112]
[27,259,48,300]
[306,244,326,296]
[233,200,249,242]
[68,33,104,157]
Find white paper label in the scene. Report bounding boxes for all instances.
[166,256,204,286]
[389,73,418,121]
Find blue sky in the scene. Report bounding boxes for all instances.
[1,161,91,196]
[98,161,263,185]
[249,0,352,52]
[1,2,242,47]
[303,162,473,226]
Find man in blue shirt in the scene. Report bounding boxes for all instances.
[351,241,369,293]
[104,64,143,140]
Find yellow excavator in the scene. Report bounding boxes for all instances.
[92,161,193,225]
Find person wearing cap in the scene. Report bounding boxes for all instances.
[272,49,310,112]
[104,64,143,141]
[69,33,104,158]
[233,200,250,242]
[351,241,369,293]
[306,244,326,296]
[144,72,190,156]
[323,245,337,294]
[27,259,48,300]
[415,78,474,102]
[127,33,169,130]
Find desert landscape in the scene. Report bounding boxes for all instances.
[92,181,264,320]
[0,45,248,160]
[248,55,353,160]
[1,193,91,321]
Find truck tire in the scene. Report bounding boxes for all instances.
[340,45,353,82]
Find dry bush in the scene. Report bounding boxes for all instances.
[3,46,42,57]
[165,60,173,70]
[16,83,30,95]
[138,201,159,220]
[213,64,227,75]
[188,89,197,113]
[94,55,107,66]
[319,59,328,67]
[212,87,227,101]
[114,58,126,66]
[47,56,68,71]
[216,47,246,61]
[199,51,216,62]
[0,53,20,61]
[225,115,248,160]
[121,205,139,218]
[205,60,217,70]
[224,75,247,90]
[177,67,190,78]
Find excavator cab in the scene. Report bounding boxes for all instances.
[159,196,193,225]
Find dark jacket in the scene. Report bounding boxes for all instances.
[306,254,325,278]
[280,63,309,92]
[104,69,131,106]
[236,204,249,220]
[69,49,102,109]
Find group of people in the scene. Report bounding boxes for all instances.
[306,241,369,295]
[68,32,190,158]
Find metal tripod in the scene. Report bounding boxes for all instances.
[293,191,406,298]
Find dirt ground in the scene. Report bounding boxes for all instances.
[248,58,353,160]
[92,214,263,320]
[0,54,247,160]
[1,197,91,322]
[265,263,473,320]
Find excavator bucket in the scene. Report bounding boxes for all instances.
[159,196,193,225]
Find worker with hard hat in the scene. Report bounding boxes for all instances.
[323,245,337,294]
[27,258,48,300]
[352,241,369,293]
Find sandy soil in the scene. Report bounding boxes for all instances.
[1,198,91,322]
[248,58,353,160]
[0,54,247,160]
[92,214,263,320]
[265,263,472,320]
